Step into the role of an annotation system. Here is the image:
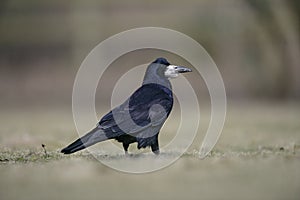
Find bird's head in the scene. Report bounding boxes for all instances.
[152,57,192,79]
[143,57,192,86]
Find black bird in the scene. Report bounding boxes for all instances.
[61,58,192,155]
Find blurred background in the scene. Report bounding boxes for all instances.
[0,0,299,108]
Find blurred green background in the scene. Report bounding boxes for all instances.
[0,0,300,200]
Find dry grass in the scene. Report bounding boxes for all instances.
[0,101,299,200]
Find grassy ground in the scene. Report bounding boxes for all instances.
[0,101,299,200]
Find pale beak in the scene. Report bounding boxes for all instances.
[175,66,192,73]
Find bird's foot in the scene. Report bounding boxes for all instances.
[152,150,160,155]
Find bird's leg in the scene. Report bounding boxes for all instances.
[123,143,129,155]
[151,145,160,155]
[151,137,160,155]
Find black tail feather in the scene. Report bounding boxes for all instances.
[61,138,86,154]
[61,127,108,154]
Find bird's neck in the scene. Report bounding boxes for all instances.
[142,74,172,91]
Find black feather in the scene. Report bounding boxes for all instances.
[61,127,108,154]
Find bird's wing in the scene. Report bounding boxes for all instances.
[98,84,173,137]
